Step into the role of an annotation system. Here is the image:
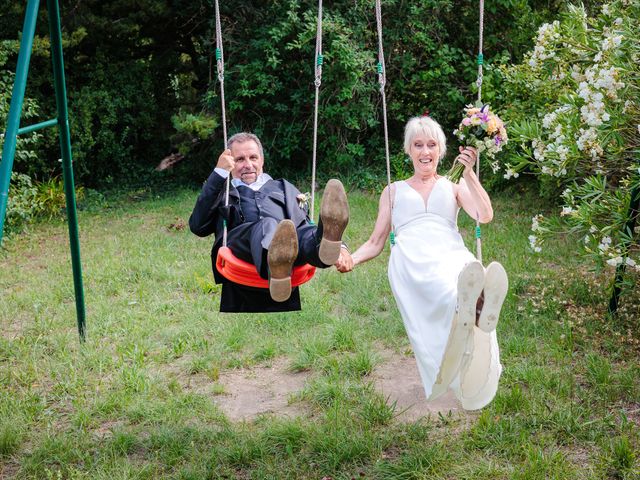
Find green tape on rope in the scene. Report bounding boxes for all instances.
[308,220,316,226]
[477,53,484,65]
[317,54,323,66]
[215,48,222,61]
[377,62,383,74]
[390,231,395,245]
[223,219,227,228]
[475,226,481,239]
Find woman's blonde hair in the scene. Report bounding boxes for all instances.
[403,116,447,160]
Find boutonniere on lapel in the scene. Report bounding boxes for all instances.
[296,192,311,210]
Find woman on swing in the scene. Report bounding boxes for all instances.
[337,115,508,410]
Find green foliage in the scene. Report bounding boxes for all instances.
[5,172,38,234]
[5,172,85,235]
[192,0,564,181]
[1,40,41,174]
[0,421,22,457]
[1,0,567,187]
[68,60,164,184]
[171,110,218,156]
[499,1,640,274]
[35,176,84,219]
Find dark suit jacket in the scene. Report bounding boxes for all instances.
[189,170,310,312]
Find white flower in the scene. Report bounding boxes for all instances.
[503,168,519,180]
[531,214,543,232]
[625,257,636,267]
[556,145,569,161]
[561,206,573,216]
[606,256,623,267]
[529,234,542,253]
[296,192,311,210]
[542,112,557,129]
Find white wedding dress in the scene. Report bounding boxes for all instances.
[388,178,501,408]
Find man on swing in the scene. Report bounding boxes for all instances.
[190,132,351,312]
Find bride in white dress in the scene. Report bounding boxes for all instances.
[336,116,507,410]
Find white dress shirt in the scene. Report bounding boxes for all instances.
[214,168,273,191]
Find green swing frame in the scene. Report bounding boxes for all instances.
[0,0,86,341]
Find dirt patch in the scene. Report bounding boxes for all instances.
[0,317,27,340]
[208,352,463,423]
[372,350,462,423]
[213,358,310,422]
[0,460,20,479]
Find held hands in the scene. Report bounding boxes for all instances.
[216,149,235,172]
[334,248,354,273]
[457,146,478,175]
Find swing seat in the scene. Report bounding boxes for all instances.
[215,246,316,289]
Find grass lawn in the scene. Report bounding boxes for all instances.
[1,184,638,479]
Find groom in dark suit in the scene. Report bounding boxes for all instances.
[189,132,351,312]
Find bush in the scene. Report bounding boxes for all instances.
[5,172,39,234]
[4,173,85,236]
[499,1,640,273]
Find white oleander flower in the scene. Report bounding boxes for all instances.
[528,235,542,253]
[531,214,543,232]
[561,206,574,216]
[607,256,623,266]
[504,168,519,179]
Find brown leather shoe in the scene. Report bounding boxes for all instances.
[267,219,298,302]
[318,179,349,265]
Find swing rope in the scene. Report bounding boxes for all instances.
[475,0,485,264]
[375,0,395,246]
[214,0,231,247]
[310,0,323,222]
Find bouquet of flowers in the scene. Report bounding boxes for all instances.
[448,104,508,182]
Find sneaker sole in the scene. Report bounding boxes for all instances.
[477,262,508,333]
[267,220,298,302]
[319,179,349,265]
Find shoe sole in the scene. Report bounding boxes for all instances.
[319,179,349,265]
[477,262,508,333]
[267,220,298,302]
[430,261,485,395]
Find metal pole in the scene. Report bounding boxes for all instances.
[0,0,41,245]
[47,0,86,340]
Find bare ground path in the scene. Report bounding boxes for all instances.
[213,351,461,422]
